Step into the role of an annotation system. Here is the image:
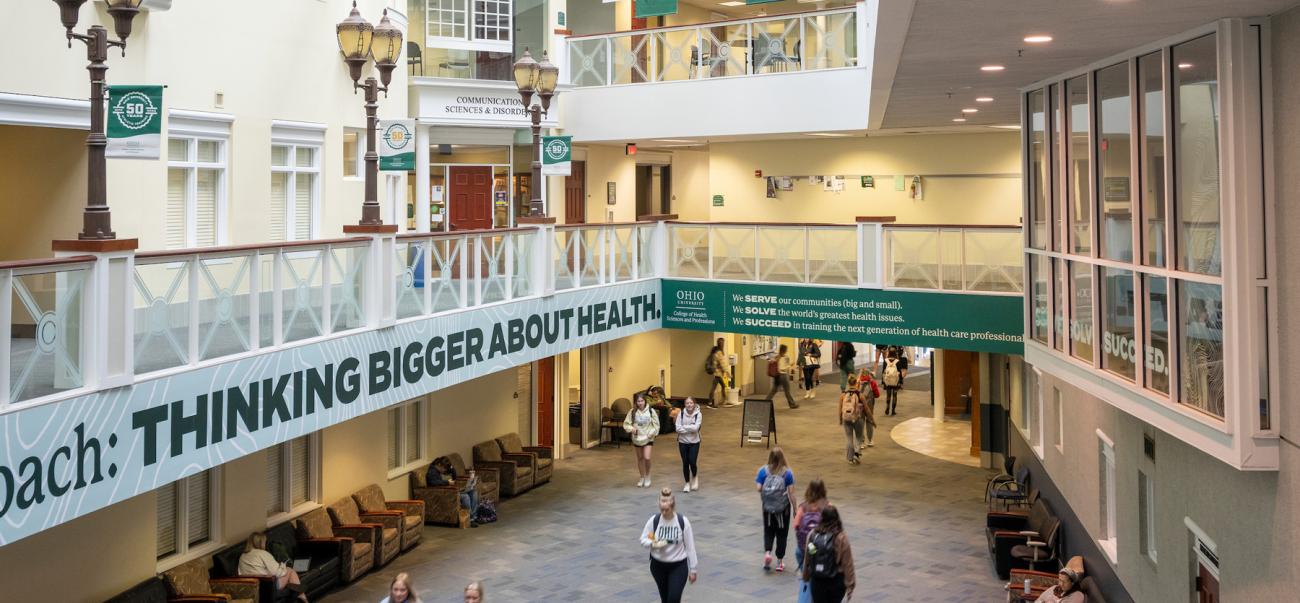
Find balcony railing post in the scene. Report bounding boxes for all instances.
[0,270,10,408]
[857,216,893,288]
[518,217,556,297]
[640,214,675,278]
[52,246,135,391]
[349,231,396,328]
[248,252,261,349]
[272,250,285,347]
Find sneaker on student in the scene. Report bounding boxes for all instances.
[691,477,699,490]
[683,483,692,493]
[637,477,646,488]
[867,439,875,447]
[763,552,773,571]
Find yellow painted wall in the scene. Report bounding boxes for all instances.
[669,329,714,399]
[0,126,88,260]
[607,330,673,402]
[582,144,638,222]
[701,133,1022,225]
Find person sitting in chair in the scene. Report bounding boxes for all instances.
[426,456,481,528]
[1033,567,1085,603]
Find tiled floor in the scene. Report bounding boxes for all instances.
[891,417,981,468]
[325,373,1003,602]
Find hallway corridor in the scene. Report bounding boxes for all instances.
[329,373,1002,602]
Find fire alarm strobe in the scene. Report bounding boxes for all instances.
[625,143,638,156]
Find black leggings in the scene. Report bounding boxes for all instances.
[649,557,689,603]
[678,442,699,482]
[763,505,791,559]
[810,576,847,602]
[803,366,817,390]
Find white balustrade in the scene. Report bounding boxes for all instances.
[883,226,1023,294]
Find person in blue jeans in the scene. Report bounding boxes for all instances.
[792,480,830,603]
[426,456,480,527]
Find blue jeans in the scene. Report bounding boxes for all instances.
[460,488,479,514]
[796,547,812,603]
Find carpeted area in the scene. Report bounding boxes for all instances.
[324,371,1004,602]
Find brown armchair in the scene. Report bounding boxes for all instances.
[328,496,401,568]
[496,432,553,485]
[474,440,534,497]
[295,507,374,583]
[353,483,424,552]
[409,463,463,527]
[451,452,500,504]
[160,556,259,603]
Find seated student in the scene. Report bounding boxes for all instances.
[239,532,308,602]
[426,456,482,528]
[1033,567,1086,603]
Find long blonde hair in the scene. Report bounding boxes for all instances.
[391,572,417,601]
[244,531,267,553]
[767,447,788,475]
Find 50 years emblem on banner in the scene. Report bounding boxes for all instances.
[379,119,416,171]
[106,85,162,159]
[542,135,571,176]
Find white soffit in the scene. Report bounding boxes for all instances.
[0,93,90,130]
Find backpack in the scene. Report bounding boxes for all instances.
[474,499,497,524]
[795,504,824,551]
[883,359,901,387]
[705,354,716,375]
[807,530,841,580]
[760,468,789,513]
[839,392,862,423]
[767,358,780,377]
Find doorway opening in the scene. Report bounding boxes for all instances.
[635,164,671,217]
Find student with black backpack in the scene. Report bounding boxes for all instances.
[881,350,904,416]
[640,488,698,603]
[835,342,856,392]
[755,447,797,572]
[802,505,855,603]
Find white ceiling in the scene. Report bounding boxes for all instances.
[878,0,1300,130]
[678,0,855,20]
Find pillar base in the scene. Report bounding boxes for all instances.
[343,224,399,235]
[52,238,138,253]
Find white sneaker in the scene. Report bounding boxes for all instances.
[867,439,875,447]
[691,477,699,490]
[683,483,692,493]
[645,478,651,488]
[637,477,646,488]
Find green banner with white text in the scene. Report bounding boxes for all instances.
[635,0,678,18]
[662,280,1024,354]
[106,85,162,159]
[379,120,416,171]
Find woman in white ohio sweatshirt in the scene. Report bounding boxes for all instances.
[640,487,699,603]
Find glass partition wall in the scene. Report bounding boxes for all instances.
[1020,21,1273,436]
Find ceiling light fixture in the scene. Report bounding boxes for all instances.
[1024,35,1053,43]
[952,118,967,123]
[981,65,1005,72]
[962,108,979,113]
[653,139,696,143]
[989,124,1022,130]
[1178,62,1193,69]
[976,96,994,103]
[718,1,745,6]
[806,132,852,137]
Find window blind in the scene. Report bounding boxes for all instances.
[166,168,188,249]
[291,437,310,506]
[266,446,284,516]
[294,173,313,241]
[186,471,211,547]
[156,483,178,559]
[388,408,401,469]
[195,169,219,248]
[270,172,289,242]
[405,403,421,464]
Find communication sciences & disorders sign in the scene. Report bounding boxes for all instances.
[662,279,1024,355]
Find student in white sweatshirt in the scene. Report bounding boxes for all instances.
[640,488,699,603]
[674,397,703,493]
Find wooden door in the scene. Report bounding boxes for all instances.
[565,161,586,224]
[536,357,555,447]
[1196,564,1220,603]
[449,166,493,231]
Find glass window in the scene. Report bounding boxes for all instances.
[1178,281,1224,417]
[1144,275,1171,394]
[428,0,468,39]
[1029,89,1048,249]
[270,143,320,241]
[1067,75,1092,255]
[1053,259,1066,352]
[166,136,226,249]
[343,130,361,178]
[1139,470,1157,562]
[1098,433,1117,561]
[1101,268,1136,381]
[1172,34,1221,276]
[1139,52,1167,267]
[266,436,316,517]
[1098,63,1133,262]
[156,470,215,561]
[1070,262,1094,362]
[1031,254,1049,344]
[1050,83,1063,253]
[387,399,427,471]
[474,0,511,42]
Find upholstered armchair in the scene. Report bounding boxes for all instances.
[160,556,259,603]
[209,542,276,603]
[265,519,342,599]
[474,439,534,497]
[295,507,375,583]
[328,496,400,568]
[353,483,424,552]
[496,432,553,486]
[451,452,499,504]
[409,463,464,527]
[987,498,1058,579]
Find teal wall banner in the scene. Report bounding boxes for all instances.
[635,0,678,18]
[379,120,416,171]
[661,280,1024,354]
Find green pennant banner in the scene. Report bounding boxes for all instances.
[635,0,678,18]
[106,85,162,159]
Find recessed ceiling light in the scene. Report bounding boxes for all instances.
[718,1,745,5]
[1024,35,1053,43]
[981,65,1005,72]
[1178,62,1193,69]
[976,96,994,103]
[990,124,1022,130]
[653,139,696,143]
[806,132,852,137]
[962,108,979,114]
[952,118,967,123]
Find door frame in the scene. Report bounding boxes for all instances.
[427,160,514,232]
[580,343,609,449]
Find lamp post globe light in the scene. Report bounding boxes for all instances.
[513,48,559,218]
[336,2,403,231]
[51,0,145,245]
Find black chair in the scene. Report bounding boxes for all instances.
[266,519,344,600]
[1010,515,1062,573]
[988,463,1032,511]
[987,498,1057,579]
[211,541,278,602]
[104,577,169,603]
[407,41,423,76]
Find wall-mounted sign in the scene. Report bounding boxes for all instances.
[494,191,508,208]
[607,181,618,205]
[557,11,566,26]
[712,194,724,207]
[106,85,162,159]
[542,135,572,176]
[379,120,416,171]
[636,0,678,18]
[861,176,874,188]
[413,83,558,128]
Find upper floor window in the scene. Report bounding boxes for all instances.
[425,0,511,52]
[166,137,226,249]
[270,144,321,242]
[266,435,319,519]
[157,469,218,564]
[388,398,427,473]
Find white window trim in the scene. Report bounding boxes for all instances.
[156,468,223,572]
[1139,470,1158,564]
[1032,369,1045,459]
[1097,429,1118,564]
[1054,387,1065,454]
[424,0,513,52]
[271,120,325,242]
[343,127,365,181]
[168,110,232,249]
[387,398,429,479]
[265,434,322,525]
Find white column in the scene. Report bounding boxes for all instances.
[932,348,945,421]
[415,123,431,232]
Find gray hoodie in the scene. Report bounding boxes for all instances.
[674,406,702,444]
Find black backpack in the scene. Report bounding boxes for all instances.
[649,513,687,559]
[807,530,840,580]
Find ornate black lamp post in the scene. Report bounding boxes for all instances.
[336,2,403,229]
[512,49,559,218]
[52,0,144,242]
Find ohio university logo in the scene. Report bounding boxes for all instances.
[110,91,158,130]
[382,122,413,151]
[544,138,569,161]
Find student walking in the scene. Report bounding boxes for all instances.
[463,582,484,603]
[802,506,855,603]
[705,344,730,408]
[641,488,699,603]
[835,342,856,392]
[766,345,800,409]
[380,572,421,603]
[792,480,831,603]
[859,371,880,447]
[624,394,660,487]
[675,397,702,492]
[881,350,904,416]
[838,377,866,464]
[798,340,821,400]
[755,447,797,572]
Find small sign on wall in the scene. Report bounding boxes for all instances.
[861,176,874,188]
[712,194,724,207]
[607,181,617,205]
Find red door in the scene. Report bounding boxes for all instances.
[536,357,555,447]
[449,166,493,231]
[1196,565,1219,603]
[565,161,586,224]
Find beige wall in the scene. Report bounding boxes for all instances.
[0,126,88,259]
[581,144,638,222]
[607,329,673,401]
[671,149,711,220]
[702,133,1022,225]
